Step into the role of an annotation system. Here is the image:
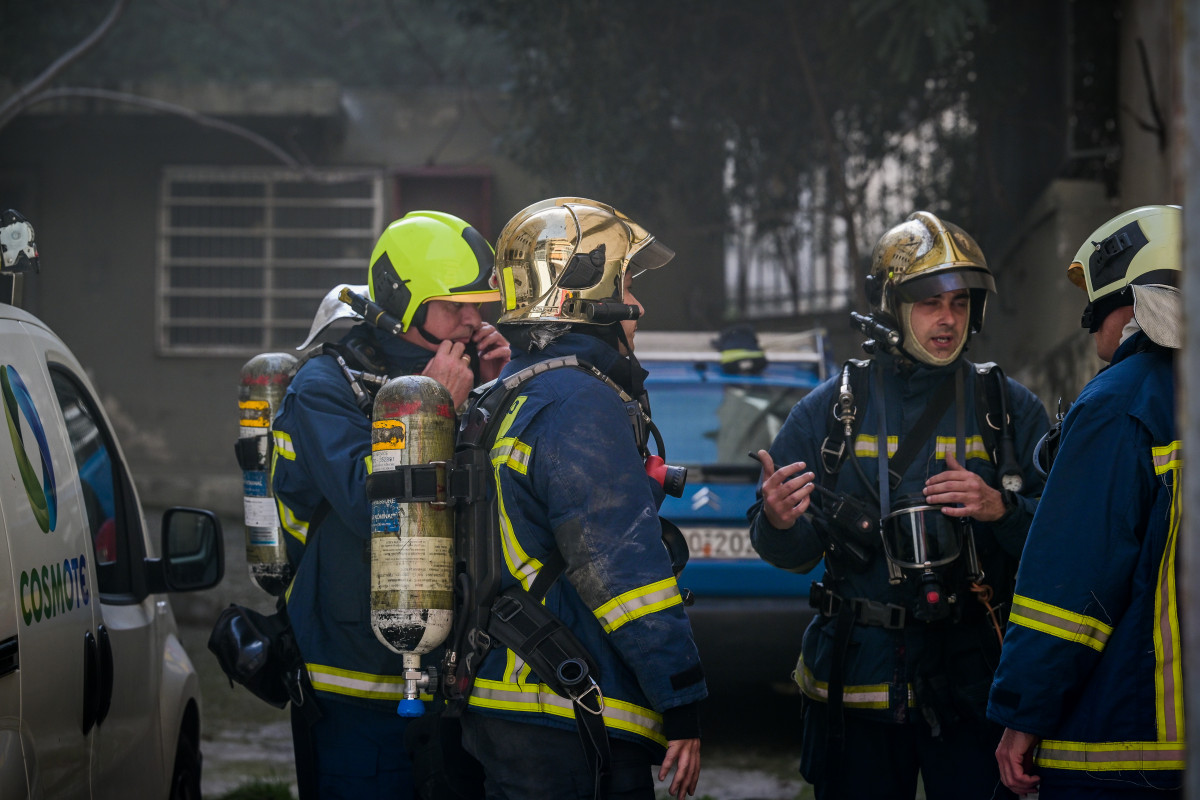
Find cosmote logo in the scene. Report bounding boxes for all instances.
[2,365,57,533]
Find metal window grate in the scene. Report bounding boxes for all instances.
[725,170,855,319]
[158,167,385,356]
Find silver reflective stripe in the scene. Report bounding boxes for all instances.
[306,663,406,701]
[793,660,908,710]
[1009,594,1112,652]
[467,678,666,745]
[1036,740,1185,771]
[1152,440,1182,474]
[593,577,682,633]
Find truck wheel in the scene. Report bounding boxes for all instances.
[169,728,202,800]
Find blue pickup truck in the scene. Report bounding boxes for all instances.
[638,330,832,689]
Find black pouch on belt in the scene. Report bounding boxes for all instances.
[485,586,600,699]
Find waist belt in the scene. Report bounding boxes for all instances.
[810,582,907,629]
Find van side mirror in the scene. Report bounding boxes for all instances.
[146,508,225,593]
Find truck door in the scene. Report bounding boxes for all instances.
[0,318,99,799]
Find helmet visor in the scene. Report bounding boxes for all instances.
[893,268,996,304]
[628,238,675,276]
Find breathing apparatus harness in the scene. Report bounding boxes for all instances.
[351,318,688,799]
[814,357,1021,614]
[808,349,1022,749]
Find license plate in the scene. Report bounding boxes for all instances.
[683,527,757,559]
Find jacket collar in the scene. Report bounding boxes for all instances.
[507,331,643,394]
[1109,330,1157,367]
[343,322,436,377]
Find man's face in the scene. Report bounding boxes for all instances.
[416,300,482,348]
[906,289,969,362]
[619,271,643,354]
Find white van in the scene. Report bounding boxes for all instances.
[0,300,224,799]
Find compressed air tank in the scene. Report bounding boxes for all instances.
[369,375,456,656]
[237,352,298,596]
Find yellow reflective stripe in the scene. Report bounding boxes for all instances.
[593,577,683,634]
[495,467,542,588]
[306,663,409,701]
[1009,594,1112,652]
[273,430,296,461]
[496,395,527,439]
[1035,739,1186,771]
[467,677,666,747]
[491,396,542,589]
[275,498,308,546]
[492,436,532,475]
[1152,440,1182,474]
[792,659,911,709]
[364,454,373,475]
[1154,454,1184,741]
[853,434,989,461]
[933,435,990,462]
[853,434,898,458]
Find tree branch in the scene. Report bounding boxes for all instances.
[785,4,864,311]
[0,0,131,130]
[8,88,301,168]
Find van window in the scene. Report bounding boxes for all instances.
[50,367,144,600]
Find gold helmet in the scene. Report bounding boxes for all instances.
[1068,205,1181,340]
[867,211,996,365]
[494,198,674,325]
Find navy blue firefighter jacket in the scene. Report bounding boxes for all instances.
[271,323,438,709]
[987,332,1183,789]
[464,332,708,757]
[750,350,1048,725]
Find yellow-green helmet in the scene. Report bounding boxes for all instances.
[1068,204,1181,332]
[368,211,499,332]
[494,198,674,324]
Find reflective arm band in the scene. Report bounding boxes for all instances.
[593,577,682,634]
[1009,594,1113,652]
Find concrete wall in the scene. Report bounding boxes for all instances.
[972,180,1117,411]
[0,84,533,517]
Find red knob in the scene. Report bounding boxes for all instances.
[645,455,667,487]
[925,589,941,605]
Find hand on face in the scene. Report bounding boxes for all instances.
[421,339,475,409]
[473,322,510,383]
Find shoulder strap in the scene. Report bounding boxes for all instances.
[972,362,1002,461]
[820,359,871,486]
[972,361,1024,491]
[466,356,622,592]
[315,342,389,413]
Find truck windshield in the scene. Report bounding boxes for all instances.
[649,382,808,468]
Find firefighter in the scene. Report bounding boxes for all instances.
[749,211,1050,799]
[458,198,706,800]
[270,211,509,799]
[989,205,1184,799]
